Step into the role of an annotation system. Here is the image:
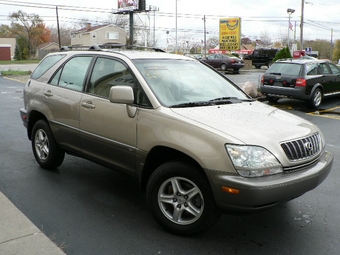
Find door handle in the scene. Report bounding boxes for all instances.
[81,101,96,109]
[43,90,53,97]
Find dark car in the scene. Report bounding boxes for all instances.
[201,54,244,73]
[260,58,340,108]
[244,48,280,69]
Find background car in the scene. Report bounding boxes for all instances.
[260,58,340,108]
[200,53,244,73]
[244,48,280,69]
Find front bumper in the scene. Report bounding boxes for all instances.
[208,150,333,212]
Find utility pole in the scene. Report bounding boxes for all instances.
[300,0,304,50]
[56,6,61,48]
[203,15,206,58]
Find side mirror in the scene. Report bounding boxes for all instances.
[109,86,134,105]
[109,86,137,118]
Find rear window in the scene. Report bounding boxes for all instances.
[267,63,302,76]
[31,54,66,79]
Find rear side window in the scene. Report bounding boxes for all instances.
[50,56,93,91]
[268,63,302,76]
[31,54,66,79]
[329,63,340,74]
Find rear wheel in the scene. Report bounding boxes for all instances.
[233,68,240,74]
[309,88,322,108]
[146,161,221,236]
[266,96,279,103]
[31,120,65,169]
[221,63,227,71]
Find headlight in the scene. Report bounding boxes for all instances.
[226,144,283,177]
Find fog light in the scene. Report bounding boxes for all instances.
[222,186,240,194]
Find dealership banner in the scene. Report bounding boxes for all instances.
[219,18,241,51]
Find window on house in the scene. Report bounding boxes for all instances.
[105,31,119,40]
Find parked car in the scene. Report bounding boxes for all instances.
[200,53,244,73]
[260,58,340,108]
[20,48,333,236]
[244,48,280,69]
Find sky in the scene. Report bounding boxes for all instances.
[0,0,339,48]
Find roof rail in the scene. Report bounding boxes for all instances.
[59,44,165,53]
[125,45,165,52]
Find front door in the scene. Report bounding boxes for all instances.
[79,56,138,175]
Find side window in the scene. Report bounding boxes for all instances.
[317,63,330,74]
[88,57,151,107]
[31,54,66,79]
[328,63,340,75]
[88,57,135,98]
[50,56,93,91]
[307,63,318,75]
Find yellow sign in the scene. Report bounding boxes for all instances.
[219,18,241,51]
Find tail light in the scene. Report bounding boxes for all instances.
[260,75,264,84]
[296,78,306,87]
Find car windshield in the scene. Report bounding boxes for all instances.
[133,59,249,107]
[267,63,302,76]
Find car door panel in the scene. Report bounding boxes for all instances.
[79,95,137,175]
[42,85,82,151]
[79,56,137,175]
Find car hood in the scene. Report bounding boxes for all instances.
[170,101,317,145]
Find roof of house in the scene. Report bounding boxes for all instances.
[37,42,59,50]
[72,24,123,34]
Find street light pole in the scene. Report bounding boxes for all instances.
[300,0,304,50]
[287,8,295,50]
[175,0,177,54]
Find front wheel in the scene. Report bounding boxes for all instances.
[309,88,322,108]
[146,161,221,236]
[31,120,65,169]
[266,96,279,103]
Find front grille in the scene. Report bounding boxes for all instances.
[280,133,321,161]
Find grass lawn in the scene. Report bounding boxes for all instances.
[0,59,40,65]
[1,70,31,76]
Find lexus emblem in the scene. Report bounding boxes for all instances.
[304,142,313,152]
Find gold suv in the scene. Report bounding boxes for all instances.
[20,49,333,236]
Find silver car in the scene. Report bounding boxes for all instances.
[20,49,333,236]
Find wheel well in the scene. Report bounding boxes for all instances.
[27,111,48,140]
[140,146,204,192]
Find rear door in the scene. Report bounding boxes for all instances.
[42,55,93,152]
[325,63,340,94]
[317,63,340,94]
[79,56,138,175]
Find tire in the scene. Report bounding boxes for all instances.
[233,68,240,74]
[221,63,227,71]
[31,120,65,170]
[266,96,279,103]
[309,88,322,108]
[146,161,221,236]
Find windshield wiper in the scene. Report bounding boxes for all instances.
[170,101,212,108]
[209,97,241,104]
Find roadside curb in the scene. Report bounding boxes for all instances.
[2,75,30,84]
[0,192,66,255]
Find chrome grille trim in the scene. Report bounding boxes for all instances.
[280,133,321,161]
